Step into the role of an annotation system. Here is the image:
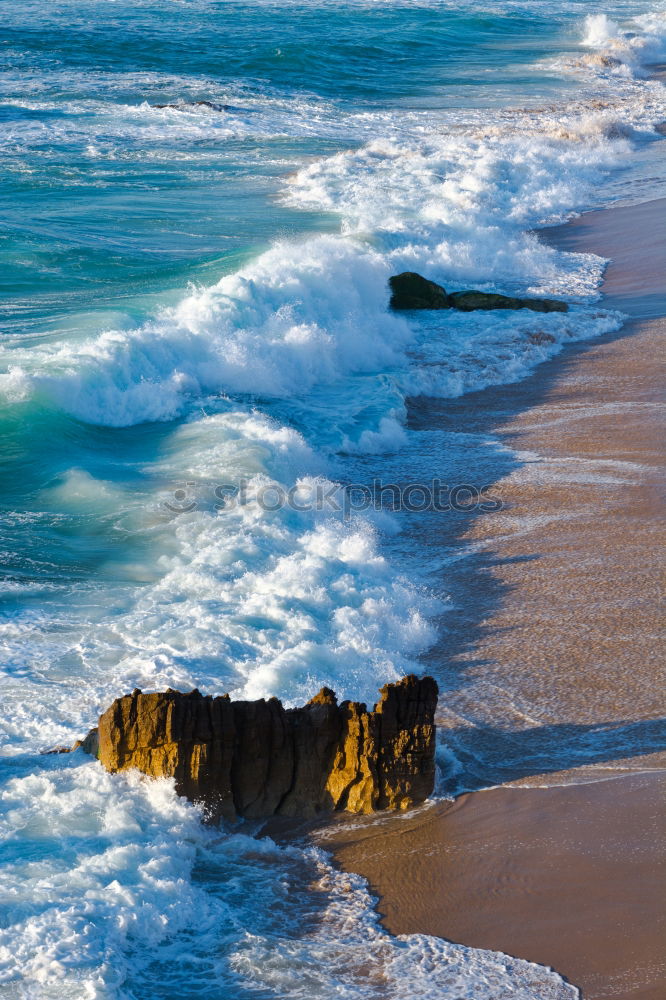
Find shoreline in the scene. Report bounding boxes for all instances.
[322,770,665,1000]
[320,196,666,999]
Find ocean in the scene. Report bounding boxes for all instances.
[1,2,665,997]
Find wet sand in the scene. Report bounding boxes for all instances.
[324,198,666,999]
[326,773,665,1000]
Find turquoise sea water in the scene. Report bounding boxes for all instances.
[1,2,665,997]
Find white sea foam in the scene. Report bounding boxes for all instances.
[0,407,437,757]
[0,162,622,433]
[6,12,664,433]
[0,236,412,426]
[541,6,666,87]
[582,9,666,74]
[5,13,665,433]
[0,759,577,1000]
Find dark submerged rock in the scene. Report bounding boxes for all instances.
[91,675,438,820]
[42,727,99,757]
[152,100,232,112]
[527,330,557,345]
[448,289,568,313]
[388,271,568,313]
[388,272,451,310]
[77,727,99,757]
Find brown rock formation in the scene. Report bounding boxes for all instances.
[94,675,438,820]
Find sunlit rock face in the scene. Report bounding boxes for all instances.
[94,675,438,820]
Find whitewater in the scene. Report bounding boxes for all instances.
[1,2,665,997]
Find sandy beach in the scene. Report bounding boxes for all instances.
[322,197,666,999]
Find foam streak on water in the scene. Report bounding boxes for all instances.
[1,2,665,997]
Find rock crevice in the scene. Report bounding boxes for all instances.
[93,675,438,820]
